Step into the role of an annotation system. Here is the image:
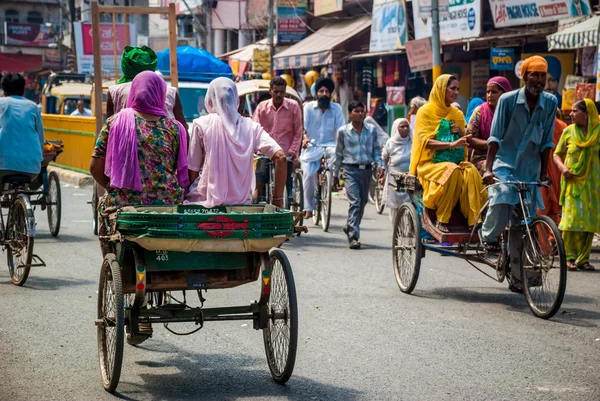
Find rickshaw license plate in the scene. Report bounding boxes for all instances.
[187,273,207,289]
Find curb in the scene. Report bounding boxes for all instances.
[47,166,94,188]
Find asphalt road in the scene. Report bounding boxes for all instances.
[1,184,599,401]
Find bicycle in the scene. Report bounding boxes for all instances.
[306,142,334,232]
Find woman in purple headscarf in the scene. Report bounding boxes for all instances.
[466,76,512,175]
[90,71,189,214]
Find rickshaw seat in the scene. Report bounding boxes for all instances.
[2,175,32,185]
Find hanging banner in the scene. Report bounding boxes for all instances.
[313,0,343,16]
[489,0,592,28]
[490,48,514,70]
[73,22,137,76]
[405,38,433,72]
[370,0,408,52]
[277,0,308,44]
[4,23,57,47]
[252,48,271,72]
[412,0,481,42]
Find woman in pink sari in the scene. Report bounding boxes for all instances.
[185,78,287,208]
[90,71,189,214]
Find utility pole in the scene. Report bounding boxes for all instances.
[431,0,441,81]
[179,0,205,48]
[205,0,212,53]
[68,0,77,71]
[268,0,275,74]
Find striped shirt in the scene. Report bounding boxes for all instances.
[334,122,383,176]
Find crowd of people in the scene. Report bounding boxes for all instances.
[1,47,598,269]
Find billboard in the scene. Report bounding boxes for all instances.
[277,0,308,44]
[413,0,481,42]
[370,0,408,52]
[489,0,592,28]
[4,23,57,47]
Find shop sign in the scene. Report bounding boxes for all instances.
[386,86,405,106]
[369,0,408,52]
[412,0,481,42]
[313,0,343,17]
[414,0,449,18]
[252,48,271,72]
[277,0,308,44]
[490,48,514,71]
[489,0,592,28]
[4,23,57,47]
[73,22,137,76]
[43,49,63,69]
[405,38,432,72]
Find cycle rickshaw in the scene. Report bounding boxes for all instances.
[96,204,299,393]
[0,140,63,285]
[391,172,567,319]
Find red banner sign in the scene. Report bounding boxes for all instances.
[4,23,56,47]
[80,23,128,56]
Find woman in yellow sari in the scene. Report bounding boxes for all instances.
[554,99,600,271]
[410,74,486,232]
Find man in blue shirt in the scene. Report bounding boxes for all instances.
[334,101,383,249]
[0,73,44,186]
[300,77,346,219]
[481,56,556,291]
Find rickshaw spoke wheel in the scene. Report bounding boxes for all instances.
[6,195,33,286]
[392,203,421,294]
[47,171,61,237]
[97,253,124,393]
[263,249,297,384]
[521,216,567,319]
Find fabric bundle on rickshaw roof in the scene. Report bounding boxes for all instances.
[118,46,158,84]
[157,46,233,83]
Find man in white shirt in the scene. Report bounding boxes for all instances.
[301,77,346,218]
[70,99,92,117]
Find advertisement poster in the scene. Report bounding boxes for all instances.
[443,62,471,111]
[370,0,407,52]
[412,0,481,42]
[252,48,271,72]
[489,0,592,28]
[386,86,406,106]
[471,59,490,100]
[313,0,343,16]
[4,22,57,47]
[581,46,596,77]
[521,52,574,109]
[74,22,137,76]
[405,38,433,72]
[277,0,307,44]
[490,47,515,71]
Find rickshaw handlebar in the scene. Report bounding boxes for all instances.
[482,179,550,193]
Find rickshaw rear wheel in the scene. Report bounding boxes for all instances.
[521,216,567,319]
[47,171,61,237]
[92,181,99,236]
[392,203,422,294]
[97,253,124,393]
[263,249,298,384]
[7,194,34,286]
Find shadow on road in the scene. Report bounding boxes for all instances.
[34,233,92,244]
[0,275,96,291]
[113,344,362,401]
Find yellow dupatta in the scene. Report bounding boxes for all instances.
[560,98,600,203]
[409,74,467,178]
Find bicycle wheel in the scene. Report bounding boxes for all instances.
[263,249,298,384]
[392,203,422,294]
[6,194,34,286]
[368,170,377,204]
[291,171,304,236]
[312,182,321,226]
[521,216,567,319]
[47,171,61,237]
[92,181,99,236]
[375,181,385,215]
[321,171,332,232]
[97,253,124,393]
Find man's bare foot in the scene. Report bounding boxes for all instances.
[436,221,449,233]
[304,211,313,219]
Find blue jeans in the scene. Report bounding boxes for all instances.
[343,166,371,242]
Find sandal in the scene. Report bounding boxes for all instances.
[577,262,596,271]
[567,261,578,271]
[436,221,449,233]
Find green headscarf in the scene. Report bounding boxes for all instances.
[118,46,158,84]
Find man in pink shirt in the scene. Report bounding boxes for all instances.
[252,77,303,202]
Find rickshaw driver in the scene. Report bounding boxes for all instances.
[480,55,557,292]
[0,73,45,187]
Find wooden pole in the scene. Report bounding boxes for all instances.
[112,12,118,81]
[168,3,178,89]
[91,1,103,135]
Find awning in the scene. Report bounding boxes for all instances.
[348,50,405,60]
[273,16,371,69]
[0,53,43,73]
[219,38,270,62]
[547,15,599,50]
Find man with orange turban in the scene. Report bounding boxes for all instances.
[480,55,558,293]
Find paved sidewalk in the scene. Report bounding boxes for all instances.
[47,165,93,187]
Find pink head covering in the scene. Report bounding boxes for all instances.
[105,71,188,192]
[478,76,513,140]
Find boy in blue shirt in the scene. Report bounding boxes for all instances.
[0,73,44,185]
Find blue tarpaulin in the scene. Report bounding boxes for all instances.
[157,46,233,82]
